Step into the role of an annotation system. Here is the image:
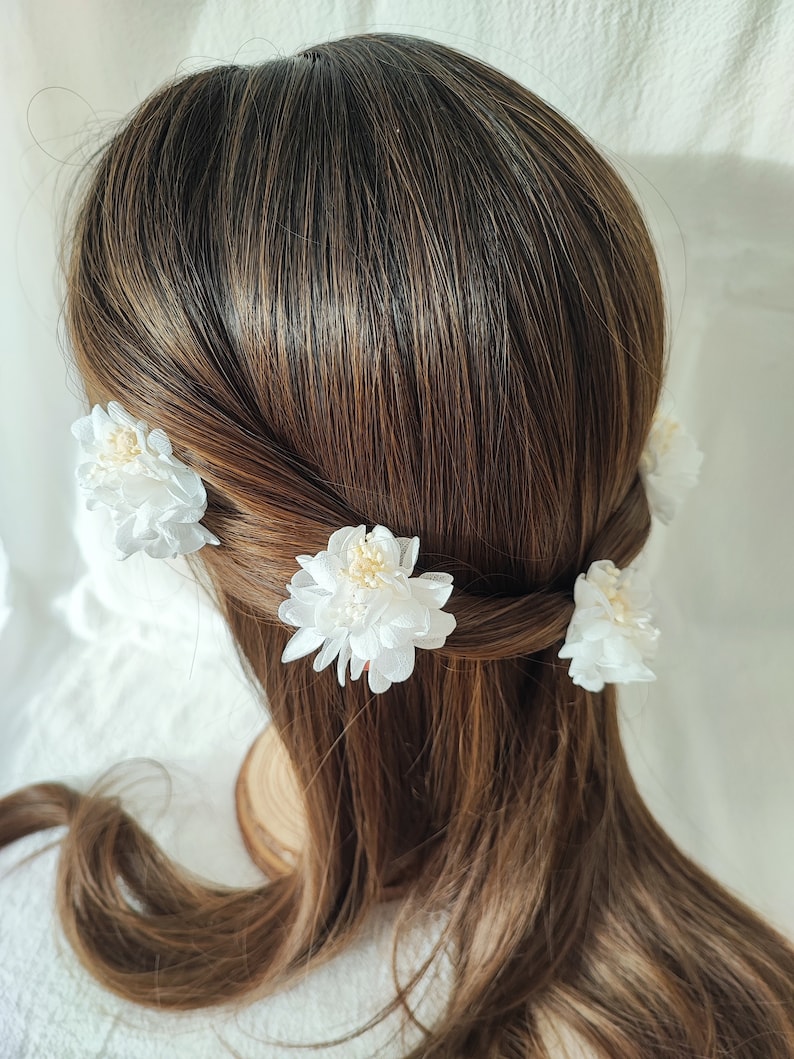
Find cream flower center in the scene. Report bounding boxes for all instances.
[641,415,682,476]
[601,565,631,623]
[100,426,143,468]
[341,600,368,625]
[343,537,395,589]
[655,417,680,456]
[609,592,628,623]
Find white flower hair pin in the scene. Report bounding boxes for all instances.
[71,401,219,560]
[640,409,703,525]
[556,407,702,692]
[558,559,659,692]
[278,524,456,694]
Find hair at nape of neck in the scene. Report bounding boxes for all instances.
[9,30,792,1059]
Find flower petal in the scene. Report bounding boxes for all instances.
[336,640,353,686]
[281,626,326,663]
[329,525,365,559]
[366,665,392,694]
[349,625,382,661]
[349,652,366,682]
[376,646,416,683]
[313,635,345,672]
[147,428,173,456]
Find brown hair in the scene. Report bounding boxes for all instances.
[2,32,792,1057]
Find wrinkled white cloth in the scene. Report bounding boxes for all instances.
[1,1,793,1056]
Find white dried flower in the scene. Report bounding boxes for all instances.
[640,411,703,525]
[71,401,220,560]
[557,559,659,693]
[278,524,456,694]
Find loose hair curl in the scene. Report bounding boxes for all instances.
[2,32,793,1058]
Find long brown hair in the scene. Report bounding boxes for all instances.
[2,32,792,1057]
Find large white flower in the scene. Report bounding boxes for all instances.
[71,401,220,560]
[278,524,456,694]
[557,559,659,693]
[639,410,703,525]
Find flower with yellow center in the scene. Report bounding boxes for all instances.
[279,524,456,694]
[558,559,659,692]
[71,401,219,560]
[639,409,703,525]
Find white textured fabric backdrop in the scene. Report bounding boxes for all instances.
[1,1,792,1056]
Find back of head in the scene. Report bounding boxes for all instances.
[67,25,662,882]
[6,31,792,1058]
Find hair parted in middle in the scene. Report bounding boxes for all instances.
[2,29,793,1059]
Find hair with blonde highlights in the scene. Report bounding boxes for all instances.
[2,32,793,1058]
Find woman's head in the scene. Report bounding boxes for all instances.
[1,32,785,1055]
[66,29,665,903]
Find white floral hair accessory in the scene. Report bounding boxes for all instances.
[71,401,220,560]
[557,559,659,693]
[278,524,456,694]
[640,410,703,525]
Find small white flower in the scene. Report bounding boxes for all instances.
[557,559,659,693]
[71,401,220,560]
[278,524,456,694]
[639,410,703,525]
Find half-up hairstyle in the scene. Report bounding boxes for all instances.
[2,32,793,1058]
